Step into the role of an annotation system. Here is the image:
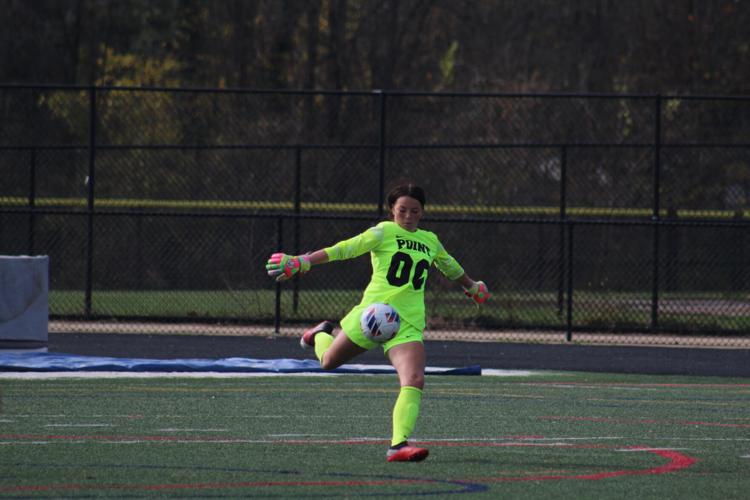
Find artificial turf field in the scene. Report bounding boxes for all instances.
[1,372,749,498]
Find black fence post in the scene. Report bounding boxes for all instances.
[28,88,37,256]
[376,90,386,217]
[292,147,302,313]
[565,221,574,342]
[28,147,36,255]
[558,145,568,317]
[84,87,97,318]
[274,216,284,335]
[732,217,745,292]
[651,95,662,331]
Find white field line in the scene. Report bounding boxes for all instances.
[616,448,691,452]
[0,372,344,379]
[653,437,750,442]
[0,435,621,446]
[0,368,543,379]
[44,424,114,428]
[0,440,271,445]
[523,384,659,391]
[267,433,340,438]
[481,369,543,376]
[2,435,748,449]
[406,436,625,442]
[157,428,230,432]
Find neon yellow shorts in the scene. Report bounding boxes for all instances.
[340,304,423,354]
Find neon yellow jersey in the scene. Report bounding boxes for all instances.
[324,220,465,331]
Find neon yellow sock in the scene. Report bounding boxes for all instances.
[391,386,423,447]
[313,332,334,364]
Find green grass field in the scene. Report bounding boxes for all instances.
[1,371,749,498]
[49,289,750,332]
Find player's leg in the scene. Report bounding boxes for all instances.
[319,330,368,370]
[300,320,368,370]
[385,340,428,462]
[387,339,426,389]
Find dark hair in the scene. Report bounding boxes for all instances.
[386,183,426,210]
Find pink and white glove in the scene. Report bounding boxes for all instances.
[463,280,490,305]
[266,253,311,282]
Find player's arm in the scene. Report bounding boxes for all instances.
[266,226,382,282]
[323,225,383,262]
[433,242,489,305]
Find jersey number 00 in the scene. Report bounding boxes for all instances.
[386,251,430,290]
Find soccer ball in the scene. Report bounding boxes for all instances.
[360,303,400,343]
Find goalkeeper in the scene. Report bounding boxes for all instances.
[266,183,489,462]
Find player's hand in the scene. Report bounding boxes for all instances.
[266,253,311,282]
[463,280,490,305]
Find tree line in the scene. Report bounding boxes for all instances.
[3,0,748,95]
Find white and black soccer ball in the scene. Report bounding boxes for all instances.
[360,303,400,343]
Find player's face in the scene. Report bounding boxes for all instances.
[391,195,423,232]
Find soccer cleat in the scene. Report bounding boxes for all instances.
[300,320,334,350]
[386,443,429,462]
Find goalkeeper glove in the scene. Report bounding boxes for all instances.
[266,253,311,282]
[463,280,490,305]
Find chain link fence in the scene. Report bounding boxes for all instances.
[1,85,748,346]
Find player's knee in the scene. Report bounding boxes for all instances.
[320,355,341,371]
[401,373,424,389]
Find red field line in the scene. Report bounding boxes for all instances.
[0,441,697,493]
[471,449,696,483]
[540,416,750,428]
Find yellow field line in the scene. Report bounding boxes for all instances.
[1,197,747,218]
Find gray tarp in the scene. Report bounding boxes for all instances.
[0,255,48,343]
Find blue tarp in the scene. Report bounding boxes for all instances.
[0,352,480,375]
